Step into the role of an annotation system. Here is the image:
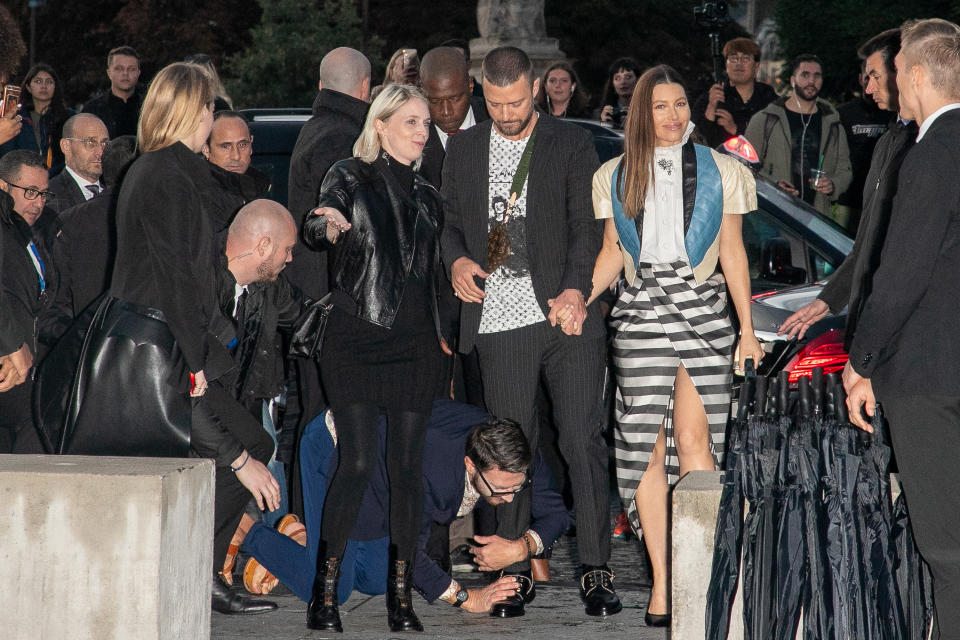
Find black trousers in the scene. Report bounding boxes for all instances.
[883,394,960,640]
[475,321,610,567]
[193,382,275,571]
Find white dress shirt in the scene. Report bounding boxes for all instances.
[436,106,477,150]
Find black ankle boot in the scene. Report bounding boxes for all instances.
[490,570,535,618]
[387,559,423,632]
[307,556,343,632]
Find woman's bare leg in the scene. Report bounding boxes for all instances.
[673,364,717,474]
[634,425,669,615]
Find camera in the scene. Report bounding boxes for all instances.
[695,1,731,30]
[610,106,628,129]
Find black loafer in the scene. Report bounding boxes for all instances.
[490,571,535,618]
[211,576,278,615]
[580,565,622,617]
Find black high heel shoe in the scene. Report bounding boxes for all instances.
[644,609,671,627]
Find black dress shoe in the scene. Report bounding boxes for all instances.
[490,570,535,618]
[211,576,277,615]
[644,611,671,627]
[580,565,622,616]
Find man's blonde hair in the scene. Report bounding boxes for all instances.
[352,84,427,170]
[138,62,214,153]
[901,18,960,100]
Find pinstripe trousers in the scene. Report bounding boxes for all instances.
[475,320,611,567]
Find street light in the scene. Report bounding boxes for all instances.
[29,0,47,69]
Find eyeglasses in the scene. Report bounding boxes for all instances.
[726,54,757,64]
[65,137,109,151]
[474,466,530,497]
[6,181,55,201]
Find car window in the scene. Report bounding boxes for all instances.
[742,208,809,293]
[809,248,837,281]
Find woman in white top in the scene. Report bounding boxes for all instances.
[569,64,764,626]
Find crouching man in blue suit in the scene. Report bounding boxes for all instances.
[243,397,569,617]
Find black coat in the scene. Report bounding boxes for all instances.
[418,97,489,189]
[304,157,444,335]
[849,110,960,398]
[46,171,90,214]
[818,118,917,347]
[440,114,603,352]
[82,90,142,139]
[286,90,369,299]
[692,81,778,148]
[0,192,47,355]
[205,163,272,231]
[109,141,221,373]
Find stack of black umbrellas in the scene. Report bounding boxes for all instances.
[705,366,933,639]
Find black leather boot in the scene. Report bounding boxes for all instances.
[387,559,423,632]
[490,570,535,618]
[307,556,343,632]
[580,565,623,616]
[211,575,277,615]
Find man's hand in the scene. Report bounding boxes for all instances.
[600,105,614,123]
[470,534,526,572]
[777,180,799,197]
[460,576,521,614]
[0,343,32,392]
[313,206,351,244]
[440,337,453,356]
[190,370,208,397]
[841,361,863,395]
[706,83,725,115]
[813,177,835,195]
[715,108,737,135]
[846,377,876,433]
[234,453,282,512]
[778,299,830,340]
[0,107,22,146]
[451,256,489,303]
[547,289,586,334]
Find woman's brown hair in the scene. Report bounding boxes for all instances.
[617,65,686,219]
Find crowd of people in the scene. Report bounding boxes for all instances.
[1,8,960,637]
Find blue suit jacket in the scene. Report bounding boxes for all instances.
[331,398,569,601]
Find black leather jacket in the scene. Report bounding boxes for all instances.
[303,157,444,337]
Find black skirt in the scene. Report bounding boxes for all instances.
[321,275,442,414]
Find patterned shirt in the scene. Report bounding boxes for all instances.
[478,126,546,333]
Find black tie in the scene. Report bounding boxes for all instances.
[85,184,101,197]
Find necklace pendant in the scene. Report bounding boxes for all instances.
[657,158,674,175]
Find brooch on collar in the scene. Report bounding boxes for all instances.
[657,158,674,175]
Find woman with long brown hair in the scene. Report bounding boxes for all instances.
[576,64,763,626]
[535,61,590,118]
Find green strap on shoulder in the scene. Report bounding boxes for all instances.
[507,124,538,211]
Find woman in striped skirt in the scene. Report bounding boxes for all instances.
[559,65,764,626]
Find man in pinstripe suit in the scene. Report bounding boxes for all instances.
[441,46,621,617]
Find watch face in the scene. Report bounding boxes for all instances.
[456,589,469,603]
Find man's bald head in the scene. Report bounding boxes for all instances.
[318,47,371,101]
[226,199,297,285]
[420,47,470,85]
[420,47,473,135]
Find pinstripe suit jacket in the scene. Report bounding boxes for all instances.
[440,114,603,352]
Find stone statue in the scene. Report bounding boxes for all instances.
[470,0,564,77]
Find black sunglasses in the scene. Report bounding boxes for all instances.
[474,466,530,497]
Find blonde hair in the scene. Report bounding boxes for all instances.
[138,62,214,153]
[353,84,428,170]
[186,54,233,109]
[901,18,960,100]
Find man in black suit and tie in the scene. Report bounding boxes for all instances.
[845,18,960,639]
[419,47,489,189]
[441,46,620,617]
[47,114,108,213]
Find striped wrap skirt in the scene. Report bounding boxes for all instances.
[610,261,735,534]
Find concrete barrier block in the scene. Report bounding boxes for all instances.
[0,455,215,640]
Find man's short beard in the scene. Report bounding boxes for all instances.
[255,259,277,282]
[494,106,535,137]
[798,85,820,102]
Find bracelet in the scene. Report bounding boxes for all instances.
[230,452,250,473]
[523,533,534,559]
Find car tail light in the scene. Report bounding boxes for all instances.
[783,328,848,384]
[722,135,760,164]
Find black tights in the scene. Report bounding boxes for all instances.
[321,403,428,562]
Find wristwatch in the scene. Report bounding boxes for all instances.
[452,588,469,608]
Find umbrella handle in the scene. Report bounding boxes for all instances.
[777,371,789,417]
[766,375,780,418]
[737,375,755,421]
[754,375,768,416]
[811,367,825,416]
[798,376,812,419]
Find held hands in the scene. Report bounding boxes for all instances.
[313,207,351,244]
[234,451,282,512]
[0,343,32,392]
[470,535,527,572]
[461,576,521,614]
[842,362,875,432]
[778,299,830,340]
[547,289,587,335]
[451,256,489,303]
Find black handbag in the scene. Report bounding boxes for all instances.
[288,292,334,360]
